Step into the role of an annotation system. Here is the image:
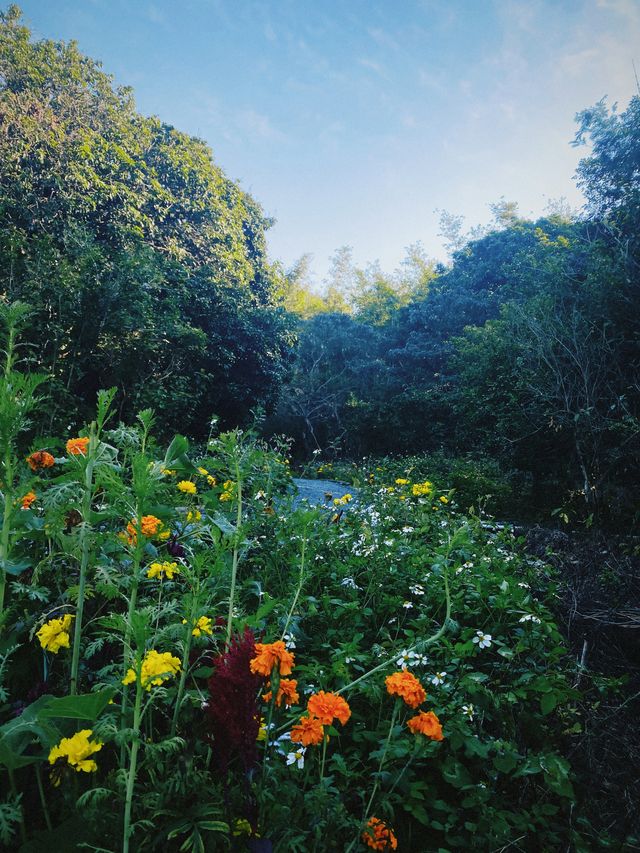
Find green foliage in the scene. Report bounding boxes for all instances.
[0,8,294,438]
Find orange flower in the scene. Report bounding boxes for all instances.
[249,641,295,677]
[385,670,426,709]
[307,691,351,726]
[66,437,90,456]
[123,514,164,545]
[20,491,37,510]
[407,710,444,741]
[290,715,324,747]
[362,817,398,850]
[263,678,299,707]
[26,451,55,471]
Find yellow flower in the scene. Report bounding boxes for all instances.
[333,493,352,507]
[257,717,268,741]
[37,614,74,654]
[395,478,409,485]
[207,475,217,487]
[412,481,433,497]
[439,496,449,504]
[157,529,171,541]
[191,616,213,637]
[48,729,102,781]
[220,480,236,502]
[197,467,209,476]
[146,561,179,580]
[177,480,197,495]
[186,509,202,523]
[123,649,181,691]
[233,818,253,836]
[160,467,176,476]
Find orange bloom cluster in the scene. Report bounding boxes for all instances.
[20,491,37,510]
[263,678,299,708]
[26,450,55,471]
[407,710,444,741]
[289,691,352,748]
[385,670,426,709]
[362,817,398,850]
[307,691,351,726]
[123,514,164,545]
[66,437,90,456]
[249,641,295,677]
[290,715,324,746]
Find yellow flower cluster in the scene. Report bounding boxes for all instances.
[186,509,202,523]
[146,561,179,580]
[198,466,217,487]
[412,480,433,497]
[48,729,102,781]
[183,615,214,637]
[177,480,197,495]
[37,614,74,654]
[333,493,352,507]
[123,649,181,691]
[220,479,236,502]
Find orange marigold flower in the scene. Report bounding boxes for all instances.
[290,715,324,747]
[385,670,426,709]
[407,710,444,741]
[20,491,37,510]
[263,678,299,707]
[26,450,55,471]
[66,437,90,456]
[307,691,351,726]
[249,641,295,677]
[362,817,398,851]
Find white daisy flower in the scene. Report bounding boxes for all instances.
[431,671,447,686]
[402,601,413,609]
[283,632,297,650]
[286,747,306,769]
[409,583,425,596]
[472,631,492,649]
[462,704,474,719]
[519,614,541,624]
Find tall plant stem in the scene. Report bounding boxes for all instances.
[122,677,143,853]
[0,449,13,621]
[69,423,97,695]
[171,599,196,736]
[225,458,243,646]
[281,534,307,640]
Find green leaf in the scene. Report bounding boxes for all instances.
[38,688,116,721]
[540,692,557,715]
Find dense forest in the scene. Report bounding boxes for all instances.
[0,7,639,852]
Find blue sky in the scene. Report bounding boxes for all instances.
[17,0,640,282]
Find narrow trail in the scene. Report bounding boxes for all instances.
[291,477,355,508]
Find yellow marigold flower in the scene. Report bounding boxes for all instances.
[123,649,181,691]
[66,437,90,456]
[233,818,253,836]
[146,561,179,580]
[20,491,37,510]
[263,678,299,707]
[290,715,324,746]
[250,641,295,677]
[362,817,398,850]
[307,691,351,726]
[26,450,55,471]
[186,509,202,523]
[197,467,209,476]
[439,495,449,504]
[48,729,102,782]
[395,478,409,485]
[412,480,433,497]
[191,616,213,637]
[407,710,444,741]
[256,716,268,741]
[157,529,171,541]
[207,475,217,487]
[37,614,74,654]
[177,480,197,494]
[385,669,427,709]
[333,493,353,507]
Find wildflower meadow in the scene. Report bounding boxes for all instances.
[0,301,600,851]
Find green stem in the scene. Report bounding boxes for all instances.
[171,600,196,736]
[0,449,13,622]
[225,460,243,647]
[35,764,52,832]
[122,675,143,853]
[280,534,306,640]
[69,423,97,695]
[319,732,328,782]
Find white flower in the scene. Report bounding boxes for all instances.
[341,577,360,589]
[402,601,413,609]
[431,671,447,686]
[345,656,356,664]
[519,614,541,624]
[401,526,414,534]
[396,649,428,667]
[409,583,425,596]
[462,704,474,719]
[286,747,306,769]
[472,631,492,649]
[383,539,395,547]
[283,632,297,650]
[463,561,474,569]
[517,582,530,589]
